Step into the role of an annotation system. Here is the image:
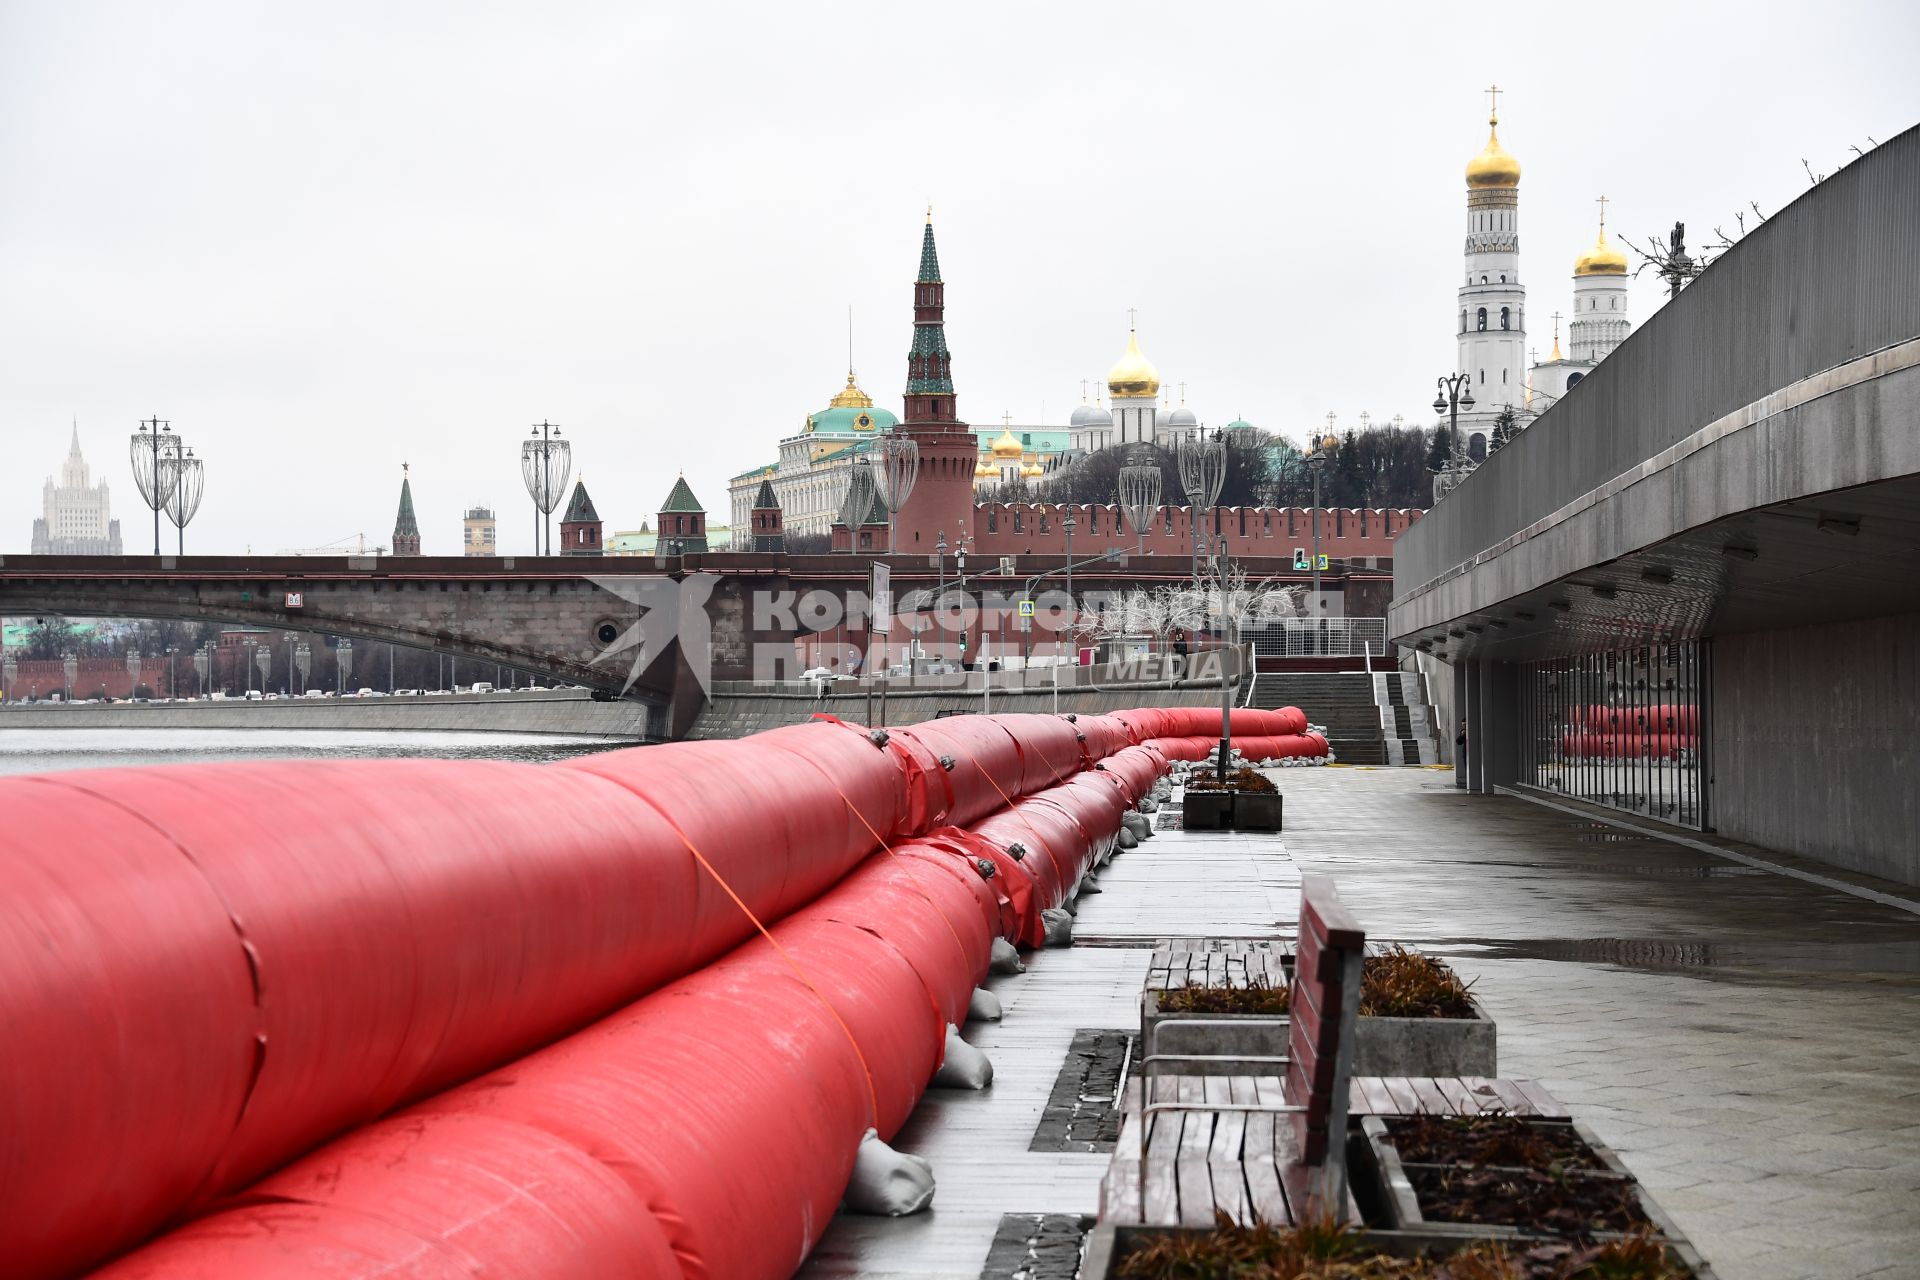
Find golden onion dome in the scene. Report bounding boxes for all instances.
[1465,116,1521,190]
[1320,434,1340,452]
[1021,461,1045,479]
[1107,329,1161,398]
[974,456,996,478]
[991,427,1024,458]
[1574,225,1629,277]
[828,371,874,409]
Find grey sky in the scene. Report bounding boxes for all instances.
[4,1,1915,556]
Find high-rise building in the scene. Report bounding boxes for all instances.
[463,505,496,557]
[31,425,122,555]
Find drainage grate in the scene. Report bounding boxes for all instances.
[1029,1028,1134,1153]
[979,1213,1094,1280]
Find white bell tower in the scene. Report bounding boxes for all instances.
[1454,86,1528,461]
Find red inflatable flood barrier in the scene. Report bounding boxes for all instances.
[94,836,1003,1280]
[9,710,1200,1277]
[1,718,906,1279]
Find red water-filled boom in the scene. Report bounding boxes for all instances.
[0,705,1309,1279]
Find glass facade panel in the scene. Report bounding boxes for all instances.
[1518,641,1709,829]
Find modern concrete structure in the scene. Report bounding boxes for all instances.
[1391,124,1920,886]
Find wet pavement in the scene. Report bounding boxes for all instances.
[798,766,1920,1280]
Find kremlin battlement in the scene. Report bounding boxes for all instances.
[833,500,1418,559]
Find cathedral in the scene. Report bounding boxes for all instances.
[1446,88,1633,471]
[31,425,122,555]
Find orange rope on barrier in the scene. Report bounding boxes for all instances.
[832,790,976,975]
[643,803,882,1133]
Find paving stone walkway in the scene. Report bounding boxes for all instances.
[799,766,1920,1280]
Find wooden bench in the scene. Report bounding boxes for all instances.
[1105,881,1571,1229]
[1105,874,1367,1226]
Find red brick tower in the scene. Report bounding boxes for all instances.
[886,213,977,552]
[749,475,785,552]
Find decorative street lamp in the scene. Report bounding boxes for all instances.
[1177,431,1228,589]
[2,652,16,700]
[255,644,271,693]
[193,644,210,698]
[338,639,354,694]
[1117,447,1162,557]
[871,435,920,555]
[129,417,180,556]
[164,449,206,555]
[166,645,178,700]
[63,653,77,700]
[125,649,142,698]
[1432,371,1477,468]
[835,456,877,552]
[519,421,571,556]
[295,642,312,695]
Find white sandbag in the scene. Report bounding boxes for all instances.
[967,987,1003,1022]
[844,1128,936,1216]
[932,1023,994,1089]
[989,937,1027,974]
[1117,827,1138,849]
[1041,907,1074,947]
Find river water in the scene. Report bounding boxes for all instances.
[0,729,627,776]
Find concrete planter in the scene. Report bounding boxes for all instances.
[1350,994,1497,1077]
[1139,989,1497,1078]
[1082,1222,1717,1279]
[1180,791,1233,830]
[1140,990,1288,1077]
[1352,1116,1716,1277]
[1178,789,1283,832]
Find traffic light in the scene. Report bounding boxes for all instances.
[959,632,968,652]
[1293,548,1309,570]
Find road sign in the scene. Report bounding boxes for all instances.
[283,591,304,609]
[870,563,892,634]
[1018,599,1035,618]
[1315,554,1329,571]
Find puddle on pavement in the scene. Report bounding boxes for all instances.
[1429,936,1920,981]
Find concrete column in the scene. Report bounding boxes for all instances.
[1483,660,1520,791]
[1452,660,1468,789]
[1463,661,1484,793]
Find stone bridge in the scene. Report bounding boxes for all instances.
[0,550,1365,738]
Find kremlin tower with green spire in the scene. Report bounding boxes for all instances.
[886,212,979,552]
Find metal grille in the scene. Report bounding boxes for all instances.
[1517,640,1709,829]
[1244,618,1386,658]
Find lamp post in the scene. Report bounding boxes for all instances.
[1432,371,1477,468]
[164,449,206,555]
[1118,448,1162,558]
[520,421,571,556]
[125,649,142,699]
[129,417,179,556]
[338,639,354,695]
[295,643,312,695]
[871,435,920,555]
[254,643,271,694]
[63,652,77,700]
[1063,508,1077,663]
[1306,445,1330,633]
[1177,431,1227,590]
[166,645,178,700]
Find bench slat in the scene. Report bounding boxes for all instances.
[1512,1078,1570,1118]
[1409,1077,1453,1114]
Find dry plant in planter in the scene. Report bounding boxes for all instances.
[1113,1216,1691,1279]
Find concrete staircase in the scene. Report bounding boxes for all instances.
[1244,671,1391,765]
[1372,671,1440,765]
[1243,669,1441,766]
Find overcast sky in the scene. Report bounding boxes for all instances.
[4,1,1915,556]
